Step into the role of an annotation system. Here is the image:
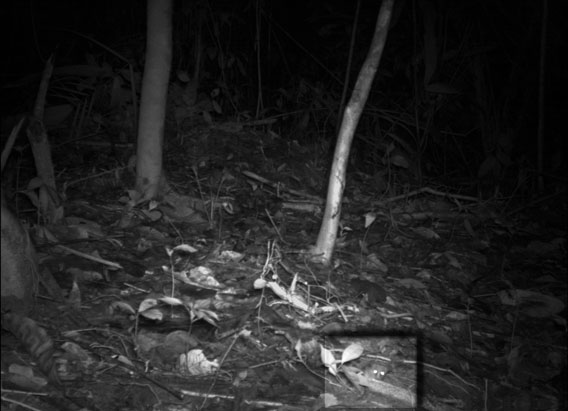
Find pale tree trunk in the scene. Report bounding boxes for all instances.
[311,0,394,265]
[135,0,173,200]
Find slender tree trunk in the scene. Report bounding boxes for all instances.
[135,0,173,200]
[311,0,394,265]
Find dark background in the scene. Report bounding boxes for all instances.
[1,0,566,194]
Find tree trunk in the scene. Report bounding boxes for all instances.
[135,0,173,200]
[311,0,395,265]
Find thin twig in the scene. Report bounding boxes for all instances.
[54,244,123,270]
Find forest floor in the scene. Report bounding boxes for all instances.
[2,124,566,411]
